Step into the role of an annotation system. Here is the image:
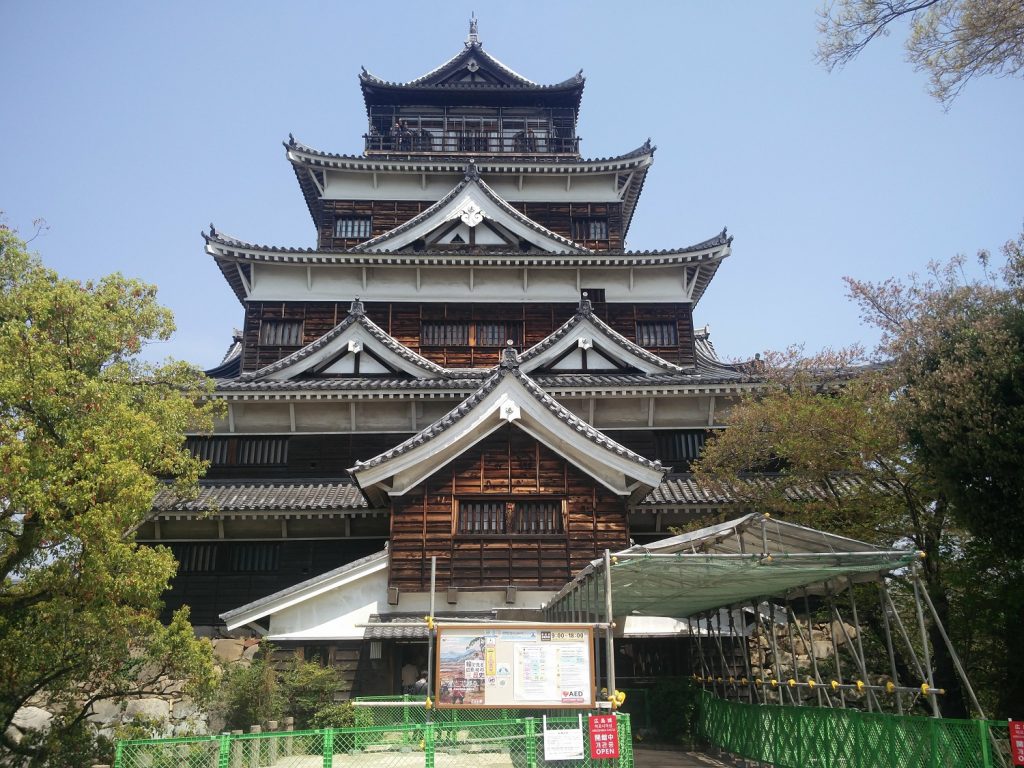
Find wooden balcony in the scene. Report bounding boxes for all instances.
[364,129,580,157]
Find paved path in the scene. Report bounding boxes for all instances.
[633,746,733,768]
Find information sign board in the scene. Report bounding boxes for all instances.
[588,714,620,759]
[543,718,585,761]
[434,624,594,708]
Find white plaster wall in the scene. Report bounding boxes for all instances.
[322,170,620,203]
[268,560,555,641]
[651,397,711,427]
[230,403,292,433]
[247,263,692,304]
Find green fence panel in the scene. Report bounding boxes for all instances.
[696,692,1010,768]
[114,708,633,768]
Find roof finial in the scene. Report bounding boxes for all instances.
[500,340,519,370]
[349,297,365,316]
[464,159,480,181]
[467,13,479,45]
[578,291,593,315]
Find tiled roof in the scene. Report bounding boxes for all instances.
[153,481,369,512]
[220,550,388,624]
[359,43,581,91]
[152,472,883,516]
[363,613,497,640]
[286,136,652,170]
[638,473,896,507]
[213,376,486,393]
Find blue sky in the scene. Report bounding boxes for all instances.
[2,2,1021,367]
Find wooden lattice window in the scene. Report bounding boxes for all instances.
[457,500,565,536]
[185,437,288,466]
[170,543,218,573]
[334,216,372,239]
[573,218,608,241]
[475,321,522,347]
[512,501,564,534]
[636,321,678,347]
[421,321,470,346]
[654,430,707,463]
[259,319,303,346]
[229,543,280,572]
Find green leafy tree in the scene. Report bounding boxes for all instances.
[0,224,218,765]
[846,230,1024,715]
[817,0,1024,106]
[692,348,969,716]
[695,229,1024,716]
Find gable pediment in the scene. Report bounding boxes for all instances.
[519,311,686,375]
[355,175,585,254]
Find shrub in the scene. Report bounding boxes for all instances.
[649,677,700,745]
[218,657,282,730]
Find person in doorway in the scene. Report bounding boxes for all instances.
[413,670,429,696]
[401,662,418,693]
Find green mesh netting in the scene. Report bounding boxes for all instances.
[595,552,917,618]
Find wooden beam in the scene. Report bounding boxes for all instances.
[289,403,296,432]
[708,396,716,426]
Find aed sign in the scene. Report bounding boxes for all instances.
[588,714,620,759]
[1010,719,1024,766]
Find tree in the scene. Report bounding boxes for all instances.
[692,348,969,716]
[0,224,218,765]
[846,230,1024,715]
[694,229,1024,717]
[846,232,1024,557]
[817,0,1024,106]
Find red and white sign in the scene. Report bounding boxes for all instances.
[588,714,620,759]
[1010,719,1024,766]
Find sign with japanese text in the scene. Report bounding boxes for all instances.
[434,624,594,709]
[543,719,585,761]
[1010,720,1024,766]
[588,714,620,759]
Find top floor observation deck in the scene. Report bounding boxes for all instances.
[363,106,580,158]
[359,20,584,159]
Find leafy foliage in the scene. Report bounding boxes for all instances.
[694,228,1024,717]
[218,656,282,731]
[817,0,1024,106]
[216,651,345,731]
[0,225,218,764]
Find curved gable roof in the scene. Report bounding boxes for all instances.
[239,299,471,382]
[351,349,666,504]
[518,297,689,375]
[352,164,586,254]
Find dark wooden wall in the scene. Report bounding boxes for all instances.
[388,425,629,592]
[193,429,708,480]
[317,200,624,250]
[243,301,695,371]
[197,433,414,480]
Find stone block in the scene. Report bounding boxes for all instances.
[125,698,171,721]
[212,639,246,663]
[12,706,52,733]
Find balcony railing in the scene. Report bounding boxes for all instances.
[364,129,580,156]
